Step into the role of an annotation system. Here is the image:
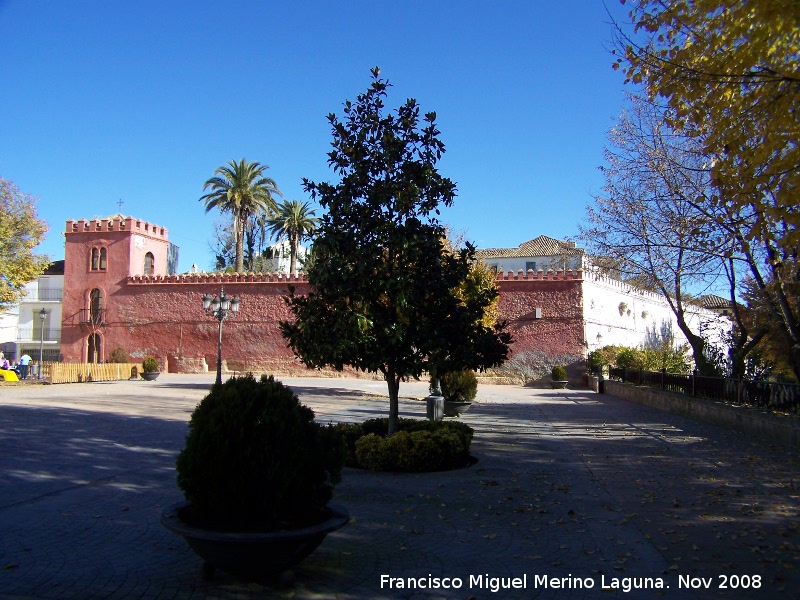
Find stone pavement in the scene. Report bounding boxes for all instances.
[0,375,798,600]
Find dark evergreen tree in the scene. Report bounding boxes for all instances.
[281,69,510,434]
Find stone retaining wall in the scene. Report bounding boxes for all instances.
[603,379,800,448]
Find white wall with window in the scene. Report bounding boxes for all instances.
[582,271,730,361]
[265,241,309,274]
[1,262,64,365]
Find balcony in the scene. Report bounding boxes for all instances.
[21,288,63,302]
[79,308,107,326]
[17,328,62,342]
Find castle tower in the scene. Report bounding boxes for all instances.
[61,215,177,362]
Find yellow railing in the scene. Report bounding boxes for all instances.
[48,362,142,384]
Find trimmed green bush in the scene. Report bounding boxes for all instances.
[337,418,473,472]
[108,347,129,363]
[551,365,567,381]
[615,348,646,370]
[175,374,344,531]
[354,433,397,470]
[437,370,478,403]
[141,357,159,373]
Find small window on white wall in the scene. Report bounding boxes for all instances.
[144,252,155,275]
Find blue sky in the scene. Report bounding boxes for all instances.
[1,0,630,273]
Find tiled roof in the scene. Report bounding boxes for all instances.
[44,260,65,275]
[698,294,732,309]
[476,235,584,259]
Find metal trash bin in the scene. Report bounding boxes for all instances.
[426,395,444,421]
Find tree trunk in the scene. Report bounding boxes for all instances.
[234,214,245,273]
[663,285,717,377]
[385,368,400,435]
[683,327,715,376]
[290,233,298,275]
[739,235,800,381]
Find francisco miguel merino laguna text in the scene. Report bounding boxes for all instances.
[380,573,671,593]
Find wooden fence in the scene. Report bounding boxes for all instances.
[48,362,143,384]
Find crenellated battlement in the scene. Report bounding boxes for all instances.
[66,215,169,240]
[127,271,309,285]
[583,269,665,302]
[495,269,583,281]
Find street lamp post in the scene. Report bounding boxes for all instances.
[38,308,46,380]
[202,287,240,386]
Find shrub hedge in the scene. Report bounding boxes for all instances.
[176,374,344,531]
[333,418,474,472]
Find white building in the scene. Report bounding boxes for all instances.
[265,240,309,274]
[0,261,64,363]
[477,235,585,274]
[582,271,729,355]
[477,236,730,357]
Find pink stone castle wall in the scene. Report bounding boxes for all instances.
[496,272,585,360]
[62,218,588,373]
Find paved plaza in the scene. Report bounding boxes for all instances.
[0,375,798,599]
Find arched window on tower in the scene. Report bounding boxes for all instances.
[144,252,155,275]
[90,289,103,324]
[90,247,107,271]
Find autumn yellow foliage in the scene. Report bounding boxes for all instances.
[617,0,799,252]
[616,0,800,378]
[0,178,49,306]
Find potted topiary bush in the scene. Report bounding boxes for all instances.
[437,370,478,417]
[161,374,348,580]
[551,365,568,389]
[140,357,160,381]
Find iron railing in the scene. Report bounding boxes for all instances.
[22,288,63,302]
[16,328,62,342]
[608,367,800,414]
[79,308,107,325]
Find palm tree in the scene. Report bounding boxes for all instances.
[200,159,281,273]
[266,200,319,275]
[244,210,271,271]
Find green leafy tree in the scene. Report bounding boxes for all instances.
[614,0,800,379]
[281,68,510,434]
[199,159,282,273]
[266,199,320,275]
[0,177,49,306]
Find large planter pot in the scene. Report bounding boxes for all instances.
[550,380,568,389]
[141,371,160,381]
[443,401,472,417]
[161,501,349,580]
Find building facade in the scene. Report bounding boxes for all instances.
[0,261,64,364]
[477,235,586,275]
[478,236,730,362]
[59,218,727,376]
